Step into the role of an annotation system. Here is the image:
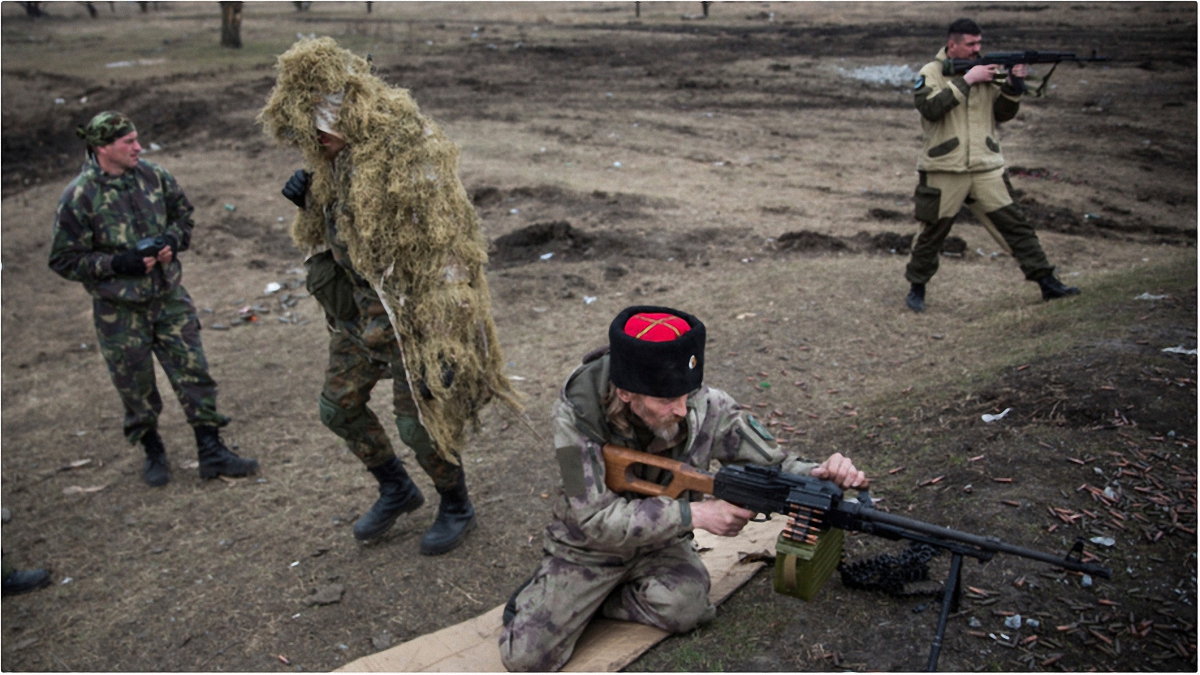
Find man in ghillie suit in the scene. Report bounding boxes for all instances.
[49,111,259,487]
[258,38,519,555]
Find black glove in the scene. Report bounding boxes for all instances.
[111,250,148,277]
[282,169,311,209]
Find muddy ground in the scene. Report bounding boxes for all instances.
[1,2,1195,672]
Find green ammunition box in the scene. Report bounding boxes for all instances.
[773,527,844,601]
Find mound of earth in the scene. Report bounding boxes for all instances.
[777,229,965,256]
[775,230,848,252]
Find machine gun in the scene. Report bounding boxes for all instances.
[601,444,1112,671]
[945,50,1111,96]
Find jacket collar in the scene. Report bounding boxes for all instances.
[81,155,138,186]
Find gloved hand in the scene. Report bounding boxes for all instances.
[111,250,148,276]
[282,169,311,209]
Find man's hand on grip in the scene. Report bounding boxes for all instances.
[964,64,999,85]
[691,498,756,537]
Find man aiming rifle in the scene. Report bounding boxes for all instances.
[496,306,864,671]
[904,18,1083,313]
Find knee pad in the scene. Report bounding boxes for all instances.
[318,393,372,440]
[395,415,435,454]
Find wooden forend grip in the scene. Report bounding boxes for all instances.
[602,444,716,499]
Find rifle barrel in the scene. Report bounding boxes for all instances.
[843,501,1112,578]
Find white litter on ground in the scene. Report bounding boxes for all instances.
[981,408,1012,423]
[839,64,920,87]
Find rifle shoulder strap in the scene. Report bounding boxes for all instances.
[1033,60,1061,97]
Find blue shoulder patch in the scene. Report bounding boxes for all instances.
[914,75,926,91]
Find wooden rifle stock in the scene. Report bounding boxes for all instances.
[601,444,715,498]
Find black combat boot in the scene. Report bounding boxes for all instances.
[906,283,926,313]
[194,426,259,479]
[420,472,476,555]
[1,568,51,596]
[141,428,169,487]
[353,457,425,541]
[1037,275,1081,301]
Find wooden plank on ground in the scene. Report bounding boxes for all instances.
[337,518,786,672]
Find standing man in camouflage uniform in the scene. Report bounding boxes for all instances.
[278,111,475,556]
[497,306,866,671]
[905,18,1081,312]
[49,111,258,487]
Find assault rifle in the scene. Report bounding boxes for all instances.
[602,444,1112,671]
[946,50,1112,97]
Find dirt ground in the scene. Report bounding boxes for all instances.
[1,2,1195,672]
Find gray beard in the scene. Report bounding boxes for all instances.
[649,421,681,442]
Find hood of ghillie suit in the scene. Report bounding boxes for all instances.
[257,37,520,463]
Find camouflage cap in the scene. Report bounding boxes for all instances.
[76,111,137,148]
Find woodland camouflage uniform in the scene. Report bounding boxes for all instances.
[49,152,229,444]
[316,150,461,491]
[498,350,818,672]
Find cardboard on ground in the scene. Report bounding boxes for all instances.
[338,518,787,672]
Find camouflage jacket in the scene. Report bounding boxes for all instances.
[50,157,194,303]
[545,350,818,565]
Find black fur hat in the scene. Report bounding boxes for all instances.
[608,305,706,398]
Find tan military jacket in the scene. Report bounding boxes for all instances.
[543,350,818,565]
[914,47,1024,173]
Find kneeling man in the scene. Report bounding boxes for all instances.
[498,306,865,671]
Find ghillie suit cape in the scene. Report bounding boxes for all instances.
[258,37,519,464]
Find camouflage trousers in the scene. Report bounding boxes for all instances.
[320,329,462,491]
[498,540,715,671]
[93,286,229,444]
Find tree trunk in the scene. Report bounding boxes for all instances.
[20,2,43,17]
[81,2,97,17]
[220,1,243,49]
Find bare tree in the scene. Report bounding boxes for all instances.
[220,1,243,48]
[19,2,43,17]
[80,2,97,17]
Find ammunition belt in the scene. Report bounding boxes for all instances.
[837,541,941,597]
